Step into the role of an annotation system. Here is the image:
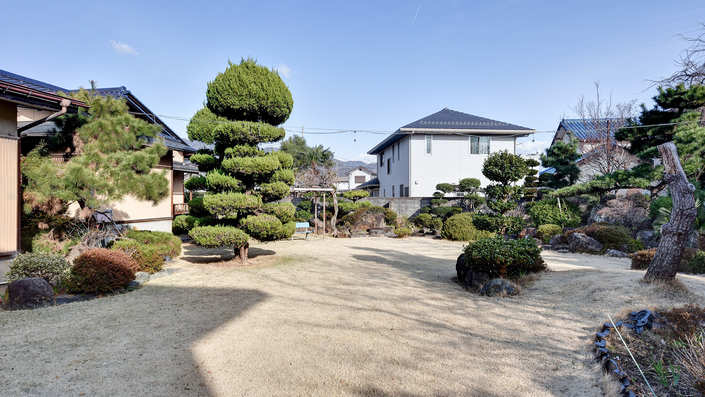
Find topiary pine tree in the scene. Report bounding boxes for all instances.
[482,150,528,214]
[539,141,581,189]
[458,178,484,210]
[186,59,296,262]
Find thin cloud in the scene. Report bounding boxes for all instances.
[412,3,421,26]
[277,64,292,77]
[109,40,138,55]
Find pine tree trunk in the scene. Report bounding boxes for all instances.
[235,244,249,264]
[645,142,697,281]
[330,189,338,235]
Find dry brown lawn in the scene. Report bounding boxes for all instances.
[1,236,704,397]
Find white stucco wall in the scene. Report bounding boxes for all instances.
[377,134,516,197]
[347,168,375,190]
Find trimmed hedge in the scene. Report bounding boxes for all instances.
[190,226,250,248]
[111,230,181,274]
[240,214,290,241]
[528,198,582,228]
[66,248,138,294]
[583,222,632,251]
[394,226,412,238]
[262,202,296,223]
[4,252,71,286]
[414,213,433,228]
[462,236,546,279]
[472,214,525,235]
[441,213,495,241]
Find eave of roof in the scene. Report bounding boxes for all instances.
[0,71,88,112]
[357,177,380,188]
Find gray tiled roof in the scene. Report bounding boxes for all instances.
[402,108,533,131]
[368,108,534,155]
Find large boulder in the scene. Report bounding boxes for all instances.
[456,254,491,290]
[480,278,517,297]
[519,228,537,239]
[588,194,651,230]
[2,278,55,311]
[548,234,566,246]
[569,233,603,254]
[350,213,385,233]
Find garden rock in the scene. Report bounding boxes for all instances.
[548,234,566,246]
[480,278,517,297]
[605,249,629,258]
[519,228,537,239]
[455,254,491,290]
[588,195,650,229]
[569,233,603,254]
[2,278,55,310]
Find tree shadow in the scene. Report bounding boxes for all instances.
[180,243,276,264]
[0,285,268,396]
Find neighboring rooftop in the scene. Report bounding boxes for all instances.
[556,118,629,142]
[0,69,194,153]
[344,166,376,176]
[369,108,534,155]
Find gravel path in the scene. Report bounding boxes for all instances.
[1,237,704,396]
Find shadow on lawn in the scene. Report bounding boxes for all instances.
[0,285,268,396]
[180,243,276,264]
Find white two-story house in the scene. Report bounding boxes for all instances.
[367,108,534,197]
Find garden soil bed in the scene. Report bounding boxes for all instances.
[1,237,704,396]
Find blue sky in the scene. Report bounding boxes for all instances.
[1,1,703,163]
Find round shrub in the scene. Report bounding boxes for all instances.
[394,226,412,238]
[430,206,462,220]
[173,215,213,235]
[631,248,657,270]
[537,224,563,243]
[186,197,209,217]
[528,198,582,228]
[111,230,181,274]
[4,252,71,286]
[66,248,138,294]
[240,214,287,241]
[414,213,433,228]
[262,202,296,223]
[431,218,444,231]
[190,226,249,248]
[462,236,546,279]
[687,251,705,274]
[583,222,632,251]
[441,213,495,241]
[295,210,312,222]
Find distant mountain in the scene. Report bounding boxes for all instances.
[333,159,376,177]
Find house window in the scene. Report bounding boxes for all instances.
[400,184,404,197]
[355,175,365,183]
[404,186,409,197]
[383,189,386,197]
[425,135,432,155]
[380,151,384,166]
[392,145,395,163]
[392,186,395,197]
[470,136,490,154]
[387,161,391,174]
[397,142,400,161]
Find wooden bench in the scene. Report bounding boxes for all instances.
[292,222,313,241]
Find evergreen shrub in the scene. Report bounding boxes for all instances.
[189,226,249,248]
[528,198,582,228]
[649,196,672,219]
[66,248,138,294]
[583,222,632,251]
[537,224,563,243]
[240,214,289,241]
[186,197,209,217]
[394,226,412,238]
[462,237,546,279]
[172,215,213,235]
[414,213,433,228]
[441,213,495,241]
[472,214,525,235]
[4,252,71,285]
[111,230,182,274]
[687,251,705,274]
[262,202,296,223]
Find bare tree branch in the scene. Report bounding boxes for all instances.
[651,22,705,88]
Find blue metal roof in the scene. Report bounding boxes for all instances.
[558,118,628,141]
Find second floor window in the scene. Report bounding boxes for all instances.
[470,136,490,154]
[425,135,432,155]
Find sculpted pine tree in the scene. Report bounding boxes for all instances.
[22,84,169,216]
[186,59,296,262]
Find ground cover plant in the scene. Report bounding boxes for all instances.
[172,215,213,235]
[601,305,705,396]
[528,198,582,228]
[472,213,525,235]
[537,224,563,243]
[111,230,182,274]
